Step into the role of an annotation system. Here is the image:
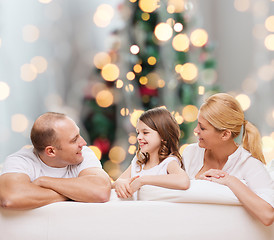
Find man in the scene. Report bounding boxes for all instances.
[0,112,111,210]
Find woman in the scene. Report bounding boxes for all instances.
[183,93,274,226]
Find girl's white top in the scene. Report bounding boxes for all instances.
[182,143,274,208]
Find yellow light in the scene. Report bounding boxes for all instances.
[101,63,120,81]
[265,34,274,51]
[93,52,111,69]
[31,56,48,73]
[133,64,142,73]
[146,72,160,89]
[20,64,38,82]
[139,76,148,85]
[128,145,137,155]
[258,65,274,81]
[120,108,129,116]
[190,29,208,47]
[91,82,106,98]
[116,79,124,88]
[11,114,29,133]
[265,16,274,32]
[198,86,205,95]
[172,34,189,52]
[147,56,157,65]
[174,112,184,124]
[234,0,250,12]
[154,23,173,41]
[174,23,183,32]
[128,135,137,144]
[130,45,140,54]
[125,84,134,92]
[168,0,185,13]
[235,94,251,111]
[158,79,165,88]
[126,71,135,81]
[130,110,144,127]
[175,64,182,73]
[93,4,114,28]
[88,145,102,160]
[95,90,114,108]
[139,0,160,13]
[179,144,189,155]
[22,25,39,43]
[179,63,198,82]
[141,13,150,21]
[0,82,10,101]
[129,0,137,2]
[109,146,126,164]
[182,105,199,122]
[38,0,52,3]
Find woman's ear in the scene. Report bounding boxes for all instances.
[44,146,56,157]
[221,130,232,141]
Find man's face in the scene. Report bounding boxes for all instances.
[53,117,87,167]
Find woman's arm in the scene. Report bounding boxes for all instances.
[198,169,274,226]
[130,161,190,193]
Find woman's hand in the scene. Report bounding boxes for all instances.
[114,176,139,198]
[197,169,230,185]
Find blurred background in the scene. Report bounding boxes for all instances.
[0,0,273,179]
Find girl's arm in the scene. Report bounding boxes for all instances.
[198,169,274,226]
[112,164,138,198]
[130,161,190,193]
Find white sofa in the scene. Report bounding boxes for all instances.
[1,179,274,240]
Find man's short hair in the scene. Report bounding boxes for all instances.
[30,112,66,152]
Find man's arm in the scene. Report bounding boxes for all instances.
[0,173,68,210]
[33,168,111,203]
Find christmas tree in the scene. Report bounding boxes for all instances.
[82,0,218,179]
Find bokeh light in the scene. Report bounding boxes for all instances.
[179,63,198,82]
[172,34,189,52]
[95,89,114,108]
[126,71,135,80]
[101,63,120,81]
[88,145,102,160]
[190,29,208,47]
[22,25,39,43]
[31,56,48,73]
[236,94,251,111]
[125,84,134,92]
[198,86,205,95]
[174,112,184,124]
[130,45,140,54]
[93,52,111,69]
[0,82,10,101]
[116,79,124,88]
[109,146,126,164]
[182,105,199,122]
[20,63,38,82]
[167,0,185,13]
[141,12,150,21]
[147,56,157,65]
[264,34,274,50]
[139,76,148,85]
[154,22,173,41]
[174,23,183,32]
[38,0,52,3]
[130,109,144,127]
[257,64,274,81]
[234,0,250,12]
[11,114,28,133]
[103,160,121,180]
[179,144,189,155]
[242,77,258,94]
[93,4,114,28]
[265,16,274,32]
[128,145,137,154]
[133,64,142,73]
[128,135,137,144]
[120,107,129,116]
[139,0,160,13]
[146,72,160,89]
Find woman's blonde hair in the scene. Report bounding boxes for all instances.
[200,93,265,164]
[136,107,183,171]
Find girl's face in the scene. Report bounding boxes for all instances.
[194,114,223,149]
[136,120,162,156]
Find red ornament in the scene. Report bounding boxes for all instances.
[94,138,111,154]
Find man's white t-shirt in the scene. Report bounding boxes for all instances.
[182,143,274,208]
[1,146,102,182]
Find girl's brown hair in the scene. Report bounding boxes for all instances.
[136,107,184,170]
[200,93,265,164]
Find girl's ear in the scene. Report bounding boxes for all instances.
[44,146,56,157]
[221,130,232,141]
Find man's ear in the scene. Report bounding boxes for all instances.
[44,146,56,157]
[221,130,232,141]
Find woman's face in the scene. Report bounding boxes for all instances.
[194,113,224,149]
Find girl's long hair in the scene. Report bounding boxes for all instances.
[136,107,184,171]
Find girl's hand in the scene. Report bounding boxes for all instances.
[129,176,143,194]
[114,176,139,198]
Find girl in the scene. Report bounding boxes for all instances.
[113,107,190,199]
[183,93,274,226]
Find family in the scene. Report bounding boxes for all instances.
[0,93,273,226]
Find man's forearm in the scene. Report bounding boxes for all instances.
[34,174,111,203]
